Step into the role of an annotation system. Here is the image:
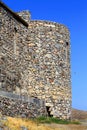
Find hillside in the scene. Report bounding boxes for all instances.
[72,108,87,120]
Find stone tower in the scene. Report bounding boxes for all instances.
[27,21,71,119]
[0,1,71,119]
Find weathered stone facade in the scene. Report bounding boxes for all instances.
[0,91,46,118]
[0,2,71,119]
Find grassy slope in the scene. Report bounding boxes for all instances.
[1,108,87,130]
[1,116,87,130]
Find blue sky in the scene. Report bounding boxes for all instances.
[2,0,87,110]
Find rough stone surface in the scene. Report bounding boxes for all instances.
[0,96,46,118]
[0,2,71,119]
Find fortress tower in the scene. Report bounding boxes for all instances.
[0,1,71,119]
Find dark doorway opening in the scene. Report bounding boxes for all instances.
[66,42,69,46]
[46,106,53,117]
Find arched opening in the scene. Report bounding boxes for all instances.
[46,106,53,117]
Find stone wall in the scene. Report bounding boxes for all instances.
[0,93,46,118]
[0,3,71,120]
[27,20,71,119]
[17,11,31,22]
[0,6,29,94]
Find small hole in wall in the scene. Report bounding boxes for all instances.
[14,27,17,33]
[33,55,36,59]
[66,42,69,46]
[1,79,4,83]
[1,57,5,61]
[50,28,52,31]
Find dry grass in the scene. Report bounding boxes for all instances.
[72,108,87,120]
[45,124,87,130]
[4,116,54,130]
[2,116,87,130]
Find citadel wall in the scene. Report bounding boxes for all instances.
[27,21,71,119]
[0,2,71,119]
[0,4,46,117]
[0,5,29,92]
